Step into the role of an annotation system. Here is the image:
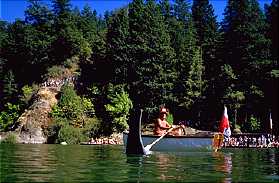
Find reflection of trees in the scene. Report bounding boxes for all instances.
[84,145,129,182]
[0,144,53,182]
[267,149,278,176]
[1,144,17,182]
[156,153,173,181]
[232,149,272,181]
[126,155,145,182]
[217,149,279,182]
[2,145,278,182]
[126,149,278,182]
[126,153,181,182]
[212,152,232,183]
[153,153,186,182]
[1,144,129,182]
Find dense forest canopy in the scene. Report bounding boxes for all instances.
[0,0,278,138]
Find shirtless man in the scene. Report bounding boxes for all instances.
[154,107,185,136]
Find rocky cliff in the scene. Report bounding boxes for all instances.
[15,87,58,143]
[13,74,77,144]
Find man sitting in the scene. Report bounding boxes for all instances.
[153,107,185,136]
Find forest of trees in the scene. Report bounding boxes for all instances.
[0,0,278,140]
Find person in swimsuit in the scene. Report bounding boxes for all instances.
[154,107,186,136]
[154,107,171,135]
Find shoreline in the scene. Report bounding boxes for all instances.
[0,132,124,145]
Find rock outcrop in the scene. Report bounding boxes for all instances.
[13,74,77,144]
[15,87,59,143]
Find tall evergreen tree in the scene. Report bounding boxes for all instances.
[2,20,32,85]
[3,10,52,85]
[51,0,72,18]
[78,6,107,90]
[0,20,8,47]
[169,0,205,114]
[265,0,278,62]
[0,20,8,108]
[25,0,53,28]
[127,0,147,107]
[192,0,221,125]
[51,0,90,62]
[24,0,55,78]
[192,0,219,46]
[180,47,205,109]
[221,0,271,129]
[128,0,177,115]
[173,0,191,23]
[159,0,172,19]
[2,70,18,104]
[79,4,98,46]
[265,0,278,134]
[106,8,129,84]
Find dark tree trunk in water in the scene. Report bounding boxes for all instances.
[126,109,146,155]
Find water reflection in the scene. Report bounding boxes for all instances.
[1,144,57,182]
[126,153,178,182]
[1,144,278,182]
[155,153,184,181]
[212,152,232,183]
[266,148,279,180]
[126,155,145,182]
[156,153,171,181]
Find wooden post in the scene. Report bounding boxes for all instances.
[234,109,237,130]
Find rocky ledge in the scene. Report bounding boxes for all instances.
[12,74,76,144]
[14,87,59,143]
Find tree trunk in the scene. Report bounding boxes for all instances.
[234,109,237,129]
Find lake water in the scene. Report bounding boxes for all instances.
[0,144,278,182]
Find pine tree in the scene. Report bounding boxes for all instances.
[106,8,129,84]
[0,21,8,47]
[51,0,72,19]
[0,21,8,108]
[221,0,271,127]
[24,0,55,78]
[222,0,269,78]
[51,0,90,62]
[78,6,107,89]
[159,0,171,19]
[128,0,177,114]
[3,20,31,85]
[127,0,147,107]
[192,0,219,46]
[142,0,177,111]
[180,47,205,109]
[79,4,98,46]
[265,0,278,67]
[192,0,220,72]
[173,0,191,23]
[25,0,53,28]
[168,0,205,112]
[265,0,278,134]
[192,0,221,125]
[3,70,18,103]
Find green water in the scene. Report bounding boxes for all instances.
[0,144,278,182]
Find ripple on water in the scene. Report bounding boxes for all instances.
[0,144,278,182]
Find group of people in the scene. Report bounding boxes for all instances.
[41,76,77,88]
[88,137,121,145]
[224,135,279,148]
